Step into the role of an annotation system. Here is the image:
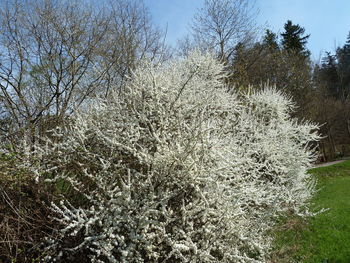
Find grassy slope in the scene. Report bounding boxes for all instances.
[272,160,350,263]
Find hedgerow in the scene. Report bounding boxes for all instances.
[30,52,319,262]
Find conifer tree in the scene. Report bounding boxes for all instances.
[263,29,279,51]
[281,20,310,58]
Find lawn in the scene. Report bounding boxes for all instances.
[271,160,350,263]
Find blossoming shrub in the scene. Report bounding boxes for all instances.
[34,52,319,262]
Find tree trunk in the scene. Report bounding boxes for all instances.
[328,130,337,160]
[320,140,327,162]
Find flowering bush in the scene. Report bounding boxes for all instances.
[33,52,319,262]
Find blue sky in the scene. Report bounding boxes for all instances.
[144,0,350,61]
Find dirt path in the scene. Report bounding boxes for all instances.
[313,159,347,168]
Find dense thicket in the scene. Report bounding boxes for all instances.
[30,52,319,262]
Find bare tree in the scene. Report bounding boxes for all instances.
[0,0,167,147]
[94,0,169,96]
[191,0,258,62]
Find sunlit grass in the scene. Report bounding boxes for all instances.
[271,160,350,263]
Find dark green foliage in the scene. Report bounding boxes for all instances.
[316,35,350,102]
[281,20,310,58]
[263,29,279,51]
[317,52,341,98]
[336,33,350,102]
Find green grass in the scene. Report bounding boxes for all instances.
[271,160,350,263]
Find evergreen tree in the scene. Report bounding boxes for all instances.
[281,20,310,57]
[336,32,350,101]
[263,29,279,50]
[318,52,340,98]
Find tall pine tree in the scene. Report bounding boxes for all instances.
[281,20,310,58]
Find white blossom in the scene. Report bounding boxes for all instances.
[32,51,320,262]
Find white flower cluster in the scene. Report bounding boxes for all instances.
[35,52,319,262]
